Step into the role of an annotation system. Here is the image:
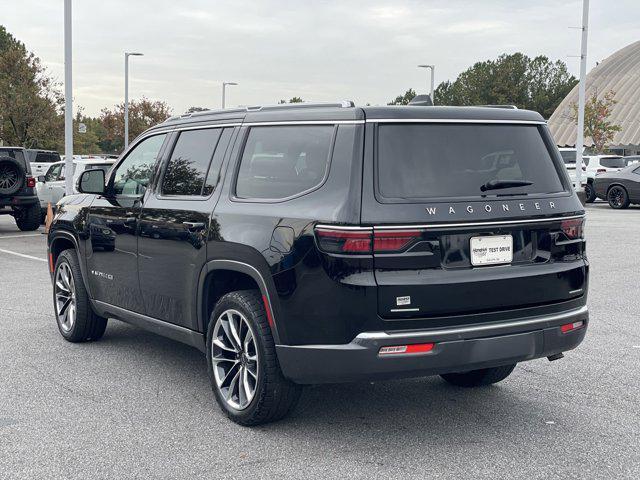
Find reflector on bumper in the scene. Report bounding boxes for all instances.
[379,343,434,356]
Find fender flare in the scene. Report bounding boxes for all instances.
[197,259,282,344]
[48,229,93,296]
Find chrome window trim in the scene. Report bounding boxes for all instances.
[366,119,546,124]
[242,120,364,126]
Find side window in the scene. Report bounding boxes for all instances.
[235,125,334,200]
[203,128,233,196]
[112,134,166,195]
[45,164,62,182]
[161,128,221,196]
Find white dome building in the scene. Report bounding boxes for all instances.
[548,40,640,155]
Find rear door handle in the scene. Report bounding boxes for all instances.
[183,221,206,231]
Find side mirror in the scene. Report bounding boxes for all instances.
[37,175,46,183]
[77,169,106,194]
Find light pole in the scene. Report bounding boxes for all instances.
[124,52,143,150]
[222,82,238,109]
[64,0,73,195]
[418,64,435,105]
[574,0,589,192]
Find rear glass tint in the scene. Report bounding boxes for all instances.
[560,150,576,164]
[600,157,625,168]
[377,123,565,200]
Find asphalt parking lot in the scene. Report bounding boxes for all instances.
[0,203,639,479]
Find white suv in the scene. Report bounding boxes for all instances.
[583,155,626,202]
[36,158,115,220]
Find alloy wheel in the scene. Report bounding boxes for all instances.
[55,262,76,332]
[0,165,18,190]
[608,187,624,208]
[211,309,259,410]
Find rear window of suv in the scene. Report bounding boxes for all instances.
[600,157,625,168]
[376,123,565,201]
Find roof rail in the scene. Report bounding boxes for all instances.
[477,105,519,109]
[246,101,355,112]
[162,101,355,123]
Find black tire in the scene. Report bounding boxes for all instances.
[440,364,516,387]
[584,182,596,203]
[206,290,301,426]
[0,156,25,196]
[53,249,108,342]
[607,185,630,209]
[15,204,41,231]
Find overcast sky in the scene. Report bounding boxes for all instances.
[1,0,639,116]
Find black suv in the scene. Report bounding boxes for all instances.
[0,146,41,230]
[47,103,588,425]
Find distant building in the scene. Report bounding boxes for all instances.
[548,40,640,155]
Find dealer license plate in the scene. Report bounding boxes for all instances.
[470,235,513,266]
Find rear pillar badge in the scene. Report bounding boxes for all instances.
[396,296,411,306]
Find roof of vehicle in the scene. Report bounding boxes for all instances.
[0,146,25,151]
[25,148,59,154]
[150,103,546,134]
[50,158,116,166]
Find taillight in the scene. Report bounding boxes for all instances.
[561,218,584,240]
[315,228,372,254]
[373,230,422,252]
[315,226,423,254]
[26,177,36,188]
[560,320,585,333]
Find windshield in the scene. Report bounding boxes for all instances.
[377,123,565,200]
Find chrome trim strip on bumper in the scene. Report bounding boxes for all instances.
[356,305,589,341]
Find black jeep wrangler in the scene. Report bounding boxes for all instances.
[0,146,41,231]
[47,102,588,425]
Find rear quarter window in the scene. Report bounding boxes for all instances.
[235,125,334,200]
[376,123,566,201]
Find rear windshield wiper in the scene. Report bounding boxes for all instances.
[480,179,533,192]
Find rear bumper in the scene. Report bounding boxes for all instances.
[0,195,39,210]
[277,305,588,384]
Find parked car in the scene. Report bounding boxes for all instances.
[0,147,41,230]
[594,163,640,209]
[37,159,116,220]
[624,155,640,166]
[47,102,588,425]
[583,155,626,202]
[558,147,588,191]
[25,149,62,177]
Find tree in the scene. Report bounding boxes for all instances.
[571,90,621,154]
[388,88,416,105]
[278,97,303,104]
[72,107,104,154]
[186,106,209,113]
[0,25,63,149]
[99,97,172,154]
[432,53,577,118]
